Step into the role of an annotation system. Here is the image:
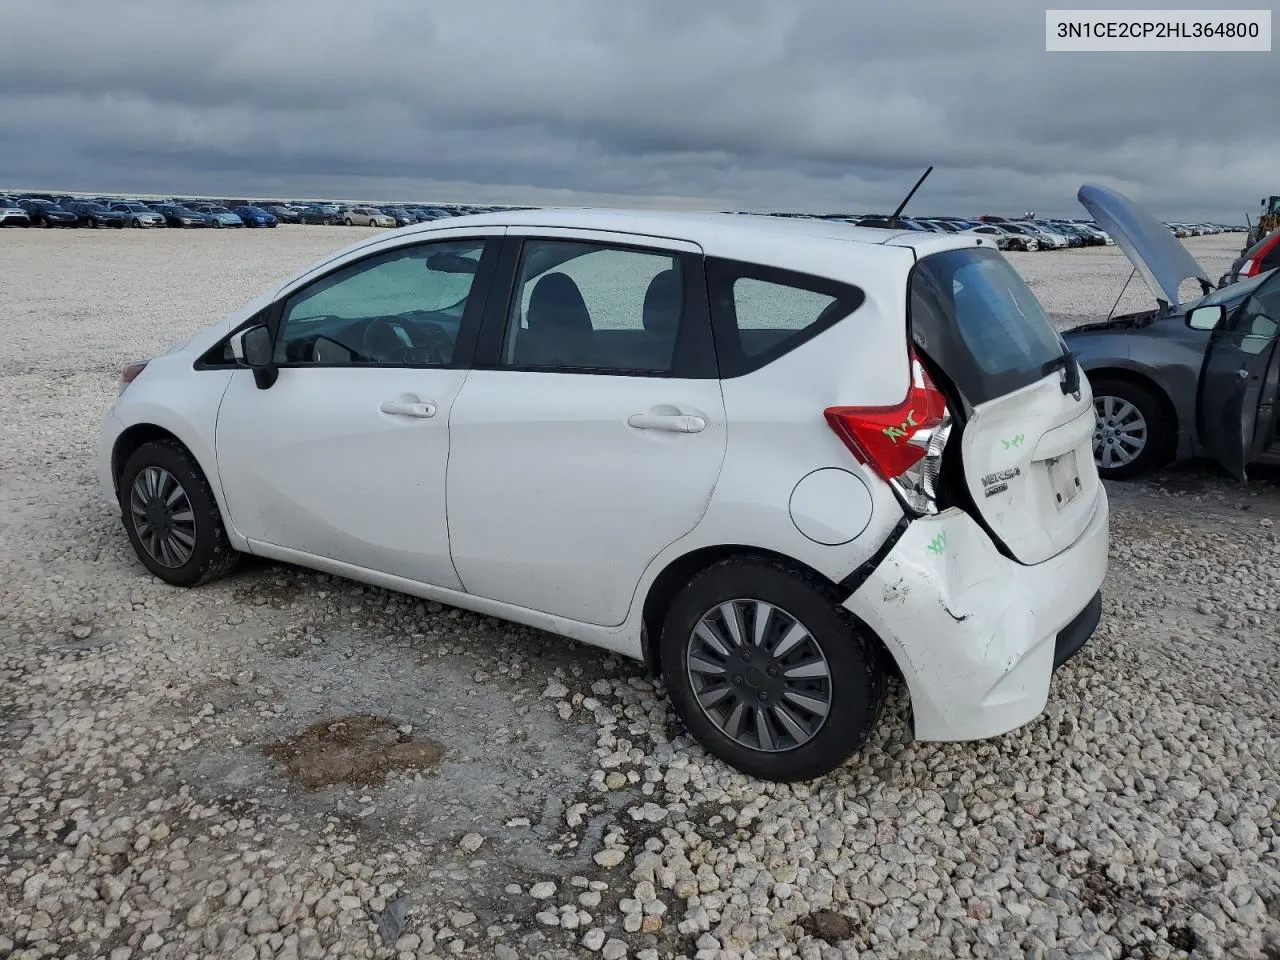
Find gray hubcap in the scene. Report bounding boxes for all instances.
[1093,395,1148,469]
[686,600,832,753]
[129,466,196,568]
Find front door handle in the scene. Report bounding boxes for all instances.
[627,413,706,433]
[380,399,437,418]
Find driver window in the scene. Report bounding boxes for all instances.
[275,239,485,366]
[1234,277,1280,351]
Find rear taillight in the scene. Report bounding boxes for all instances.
[120,360,149,395]
[824,351,953,516]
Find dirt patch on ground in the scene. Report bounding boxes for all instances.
[264,714,445,789]
[799,909,858,944]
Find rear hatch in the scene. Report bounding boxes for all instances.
[906,244,1101,565]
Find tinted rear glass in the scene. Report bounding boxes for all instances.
[909,246,1066,404]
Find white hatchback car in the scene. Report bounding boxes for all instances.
[98,210,1109,781]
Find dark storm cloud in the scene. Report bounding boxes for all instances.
[0,0,1274,219]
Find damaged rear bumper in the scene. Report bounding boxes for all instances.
[843,489,1108,742]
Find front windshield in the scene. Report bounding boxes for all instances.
[1191,268,1278,309]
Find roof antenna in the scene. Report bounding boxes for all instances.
[888,165,934,226]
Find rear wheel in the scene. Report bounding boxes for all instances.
[1090,378,1174,480]
[659,557,887,782]
[119,440,239,587]
[344,217,353,226]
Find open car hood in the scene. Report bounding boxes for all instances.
[1078,183,1212,311]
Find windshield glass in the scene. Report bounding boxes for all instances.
[910,246,1067,403]
[1189,268,1278,309]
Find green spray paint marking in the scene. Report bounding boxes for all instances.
[1002,434,1025,450]
[926,531,947,556]
[882,409,919,444]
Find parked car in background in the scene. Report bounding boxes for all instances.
[17,198,78,227]
[111,202,166,228]
[66,201,128,228]
[232,206,279,228]
[1065,183,1280,479]
[1219,229,1280,288]
[0,197,32,226]
[296,205,337,225]
[343,206,396,228]
[96,209,1107,782]
[960,223,1038,252]
[189,205,244,228]
[1010,223,1067,250]
[264,205,301,224]
[153,204,211,228]
[380,207,418,227]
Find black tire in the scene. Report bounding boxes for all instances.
[1090,377,1175,480]
[344,217,353,226]
[89,217,98,228]
[659,557,887,782]
[132,218,141,228]
[118,439,239,587]
[212,219,222,228]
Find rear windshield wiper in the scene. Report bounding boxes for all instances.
[1043,350,1081,398]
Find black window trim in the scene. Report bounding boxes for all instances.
[705,256,867,379]
[470,234,719,380]
[193,235,502,373]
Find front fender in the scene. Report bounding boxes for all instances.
[108,358,245,549]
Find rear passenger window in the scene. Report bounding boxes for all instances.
[501,240,686,373]
[706,258,865,377]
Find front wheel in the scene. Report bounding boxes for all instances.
[1091,378,1174,480]
[344,217,353,226]
[660,557,887,782]
[212,219,222,228]
[132,218,141,228]
[119,440,239,587]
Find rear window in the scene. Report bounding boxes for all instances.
[909,246,1066,404]
[707,257,865,377]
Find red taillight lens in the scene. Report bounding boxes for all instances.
[824,351,952,515]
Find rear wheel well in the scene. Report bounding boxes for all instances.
[640,545,899,681]
[112,424,184,492]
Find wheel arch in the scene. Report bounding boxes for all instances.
[639,544,898,682]
[1086,366,1180,438]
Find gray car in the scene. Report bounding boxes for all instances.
[1064,184,1280,480]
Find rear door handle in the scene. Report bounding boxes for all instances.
[627,413,706,433]
[380,399,437,418]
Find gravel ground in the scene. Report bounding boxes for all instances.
[1,226,1277,960]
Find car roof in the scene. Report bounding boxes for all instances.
[277,207,987,296]
[374,207,933,248]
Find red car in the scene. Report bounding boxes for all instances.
[1221,228,1280,287]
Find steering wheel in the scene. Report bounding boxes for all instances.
[361,316,451,364]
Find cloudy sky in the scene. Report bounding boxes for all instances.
[0,0,1274,220]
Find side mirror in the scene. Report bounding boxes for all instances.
[232,324,278,389]
[1187,304,1226,331]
